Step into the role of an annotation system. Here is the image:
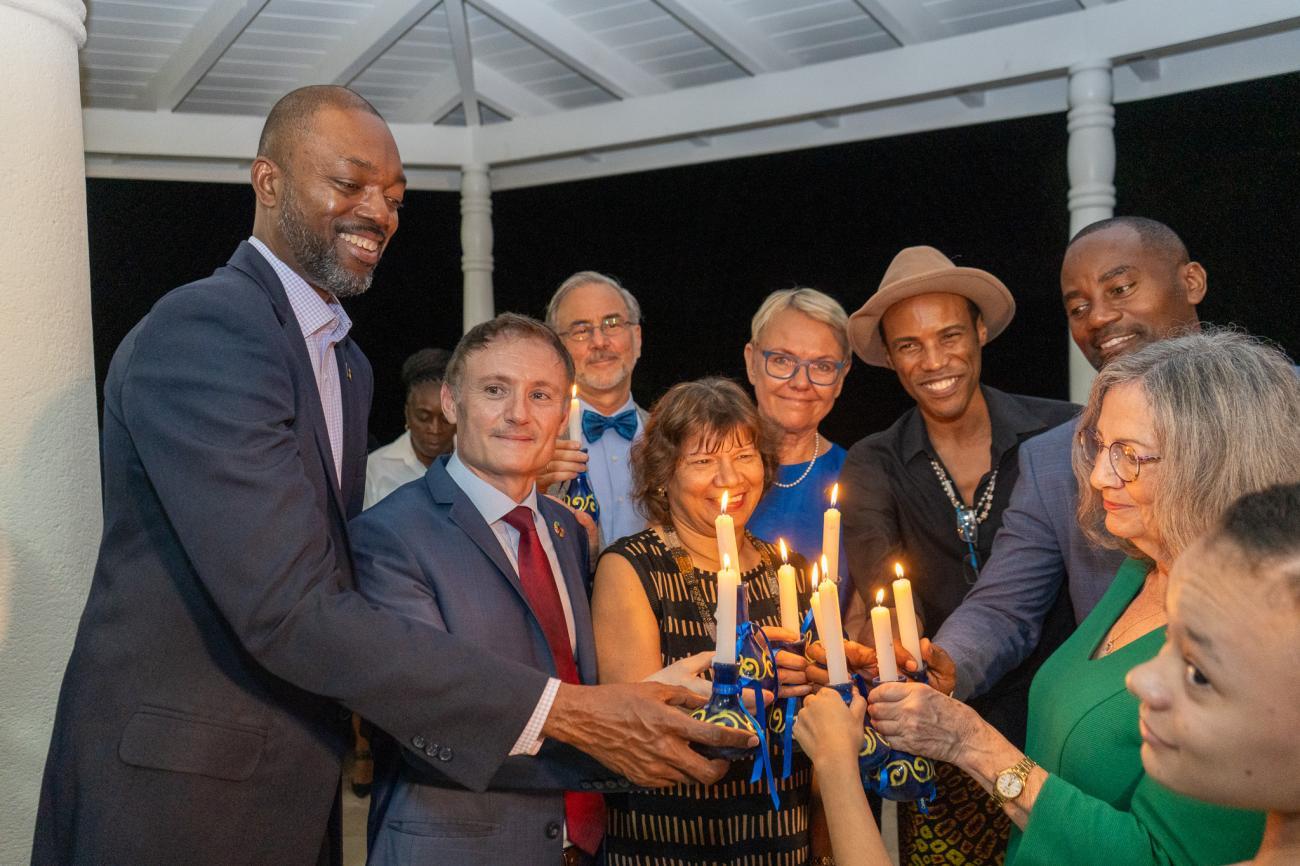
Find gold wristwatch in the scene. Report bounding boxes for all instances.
[991,757,1037,806]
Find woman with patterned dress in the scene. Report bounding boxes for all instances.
[592,377,822,866]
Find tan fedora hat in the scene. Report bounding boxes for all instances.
[848,245,1016,367]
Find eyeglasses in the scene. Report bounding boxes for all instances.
[1078,427,1162,482]
[760,350,847,386]
[558,315,638,343]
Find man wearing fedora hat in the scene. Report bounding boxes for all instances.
[838,245,1076,864]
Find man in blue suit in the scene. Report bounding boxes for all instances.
[354,313,620,865]
[33,87,749,866]
[932,217,1208,699]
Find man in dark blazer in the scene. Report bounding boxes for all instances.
[32,86,749,866]
[932,217,1208,699]
[354,314,617,865]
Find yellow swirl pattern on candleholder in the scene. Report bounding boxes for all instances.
[770,704,786,734]
[690,706,759,734]
[860,725,888,758]
[884,753,935,787]
[738,649,774,683]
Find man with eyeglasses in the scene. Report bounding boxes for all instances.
[542,271,648,548]
[930,217,1210,703]
[839,245,1076,865]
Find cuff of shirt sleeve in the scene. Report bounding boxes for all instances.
[509,677,561,756]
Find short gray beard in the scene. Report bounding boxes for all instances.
[278,186,374,299]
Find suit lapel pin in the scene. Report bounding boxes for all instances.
[346,365,352,381]
[552,520,565,538]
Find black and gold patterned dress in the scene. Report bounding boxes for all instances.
[601,527,814,866]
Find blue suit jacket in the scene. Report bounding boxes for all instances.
[33,243,551,866]
[935,418,1127,700]
[353,459,627,866]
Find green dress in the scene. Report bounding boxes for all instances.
[1007,558,1264,865]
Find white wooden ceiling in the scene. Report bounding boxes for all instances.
[79,0,1300,190]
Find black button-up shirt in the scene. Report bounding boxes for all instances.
[841,385,1078,743]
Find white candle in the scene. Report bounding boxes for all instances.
[777,539,799,632]
[822,483,841,583]
[714,554,739,665]
[715,490,740,572]
[819,578,850,685]
[892,563,924,665]
[871,589,899,682]
[568,384,582,443]
[808,563,822,638]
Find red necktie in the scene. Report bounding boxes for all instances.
[503,506,605,855]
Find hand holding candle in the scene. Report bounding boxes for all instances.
[777,539,799,632]
[871,589,900,682]
[821,483,841,584]
[714,554,739,665]
[568,384,582,443]
[892,562,924,667]
[715,491,740,571]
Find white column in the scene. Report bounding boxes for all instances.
[0,1,100,861]
[460,163,495,331]
[1066,60,1116,404]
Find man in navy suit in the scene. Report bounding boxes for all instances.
[932,217,1208,699]
[355,313,619,865]
[32,86,749,866]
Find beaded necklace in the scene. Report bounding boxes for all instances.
[660,524,780,641]
[771,433,820,490]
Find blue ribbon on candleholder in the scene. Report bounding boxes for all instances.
[733,622,780,809]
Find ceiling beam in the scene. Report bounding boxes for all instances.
[652,0,797,74]
[444,0,480,125]
[305,0,440,87]
[135,0,272,110]
[387,72,463,123]
[473,62,558,118]
[470,0,669,98]
[477,0,1300,165]
[851,0,953,46]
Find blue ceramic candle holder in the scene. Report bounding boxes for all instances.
[767,637,806,775]
[831,681,891,784]
[690,661,760,761]
[869,675,938,808]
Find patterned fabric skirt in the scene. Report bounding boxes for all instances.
[899,761,1009,865]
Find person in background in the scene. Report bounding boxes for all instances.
[933,216,1209,702]
[840,245,1077,864]
[744,288,852,590]
[1128,482,1300,866]
[541,271,648,547]
[592,377,817,866]
[364,347,454,509]
[868,329,1299,866]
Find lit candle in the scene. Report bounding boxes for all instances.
[714,554,739,665]
[892,562,924,666]
[568,384,582,442]
[808,563,822,637]
[715,490,740,572]
[818,576,850,685]
[871,589,899,682]
[777,539,799,632]
[822,483,841,583]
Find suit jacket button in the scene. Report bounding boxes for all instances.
[438,746,454,762]
[580,781,592,789]
[411,735,426,750]
[424,743,438,757]
[545,821,561,839]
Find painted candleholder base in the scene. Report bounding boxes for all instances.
[830,681,892,783]
[870,675,938,807]
[690,661,760,761]
[767,638,806,767]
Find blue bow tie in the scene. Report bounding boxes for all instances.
[583,408,638,443]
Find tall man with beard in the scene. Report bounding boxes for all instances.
[541,271,648,547]
[32,86,751,866]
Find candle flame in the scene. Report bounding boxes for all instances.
[830,483,839,507]
[811,563,819,583]
[778,538,788,562]
[876,588,885,606]
[722,553,731,571]
[571,384,577,399]
[894,562,904,579]
[720,490,729,514]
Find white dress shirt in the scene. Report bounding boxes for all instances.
[364,431,429,509]
[579,395,647,545]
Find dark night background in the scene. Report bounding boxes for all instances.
[87,72,1300,450]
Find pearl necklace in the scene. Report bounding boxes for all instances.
[772,433,820,489]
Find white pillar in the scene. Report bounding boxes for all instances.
[0,1,100,861]
[1066,60,1116,404]
[460,163,495,331]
